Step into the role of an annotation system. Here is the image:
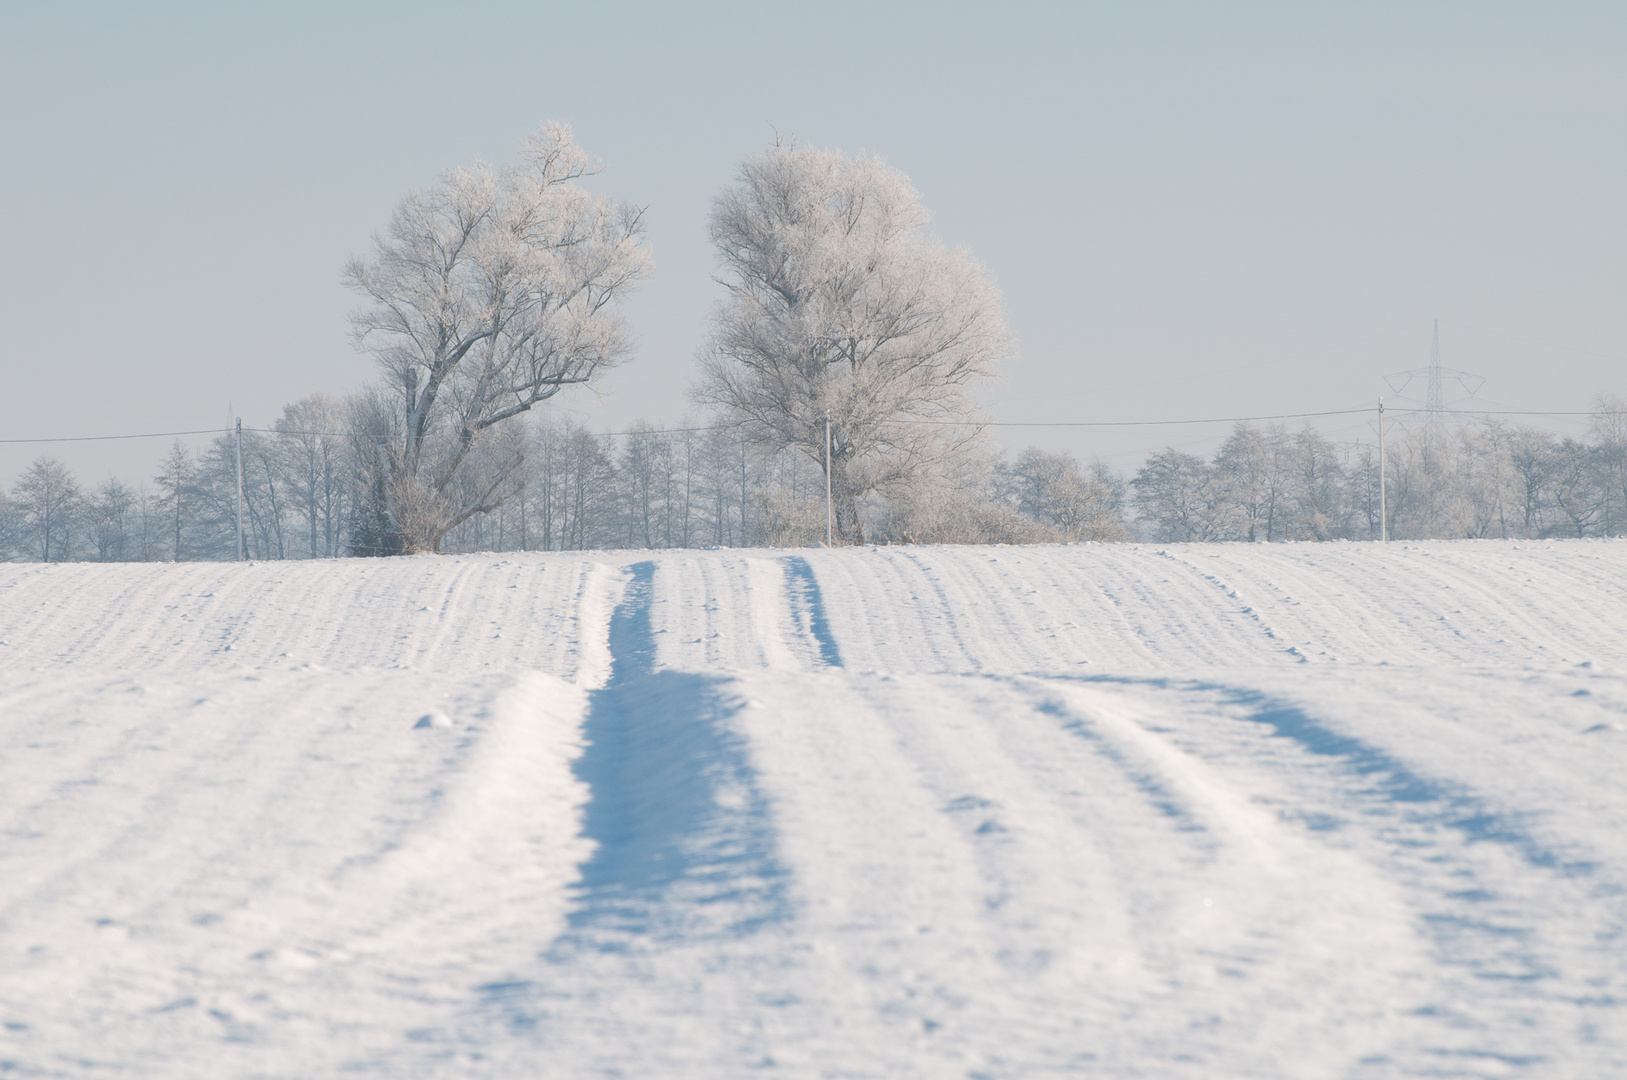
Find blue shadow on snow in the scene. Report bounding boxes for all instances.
[1067,673,1594,878]
[781,555,843,668]
[555,561,791,952]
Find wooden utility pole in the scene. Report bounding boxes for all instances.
[825,411,833,546]
[234,417,245,561]
[1378,398,1387,543]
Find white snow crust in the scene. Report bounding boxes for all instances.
[1,541,1624,1077]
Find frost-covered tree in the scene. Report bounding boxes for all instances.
[345,123,651,553]
[1213,423,1289,542]
[696,141,1012,544]
[1508,426,1559,537]
[1591,392,1627,534]
[14,457,82,561]
[1385,426,1465,540]
[508,415,619,552]
[1548,437,1603,537]
[154,441,196,560]
[274,394,347,558]
[1348,445,1383,540]
[884,452,1034,545]
[1004,448,1127,541]
[86,476,138,561]
[1281,425,1348,540]
[618,422,681,548]
[0,486,17,559]
[1132,449,1222,542]
[1454,422,1520,539]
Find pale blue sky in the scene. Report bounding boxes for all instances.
[3,2,1624,481]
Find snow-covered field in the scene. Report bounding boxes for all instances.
[2,540,1624,1078]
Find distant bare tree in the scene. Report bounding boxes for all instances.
[1005,448,1127,541]
[1213,422,1289,541]
[346,122,650,553]
[243,430,290,559]
[753,483,825,547]
[0,487,17,559]
[87,476,138,561]
[342,388,403,556]
[619,422,677,548]
[1592,392,1627,534]
[154,441,196,560]
[14,457,82,561]
[1508,427,1559,537]
[275,394,347,558]
[697,141,1012,543]
[1281,425,1347,540]
[1348,445,1383,540]
[1132,449,1221,541]
[501,415,619,552]
[886,453,1035,544]
[692,423,763,546]
[1548,437,1602,537]
[1454,422,1519,539]
[1385,426,1468,540]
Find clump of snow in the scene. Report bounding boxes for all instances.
[414,710,453,729]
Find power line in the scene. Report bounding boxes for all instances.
[945,407,1373,428]
[0,427,223,445]
[1399,409,1599,418]
[271,406,1377,436]
[0,404,1608,447]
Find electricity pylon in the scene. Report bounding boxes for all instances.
[1384,319,1484,424]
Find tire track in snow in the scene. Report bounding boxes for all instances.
[983,677,1426,1072]
[1077,548,1280,668]
[784,551,899,672]
[689,671,1428,1076]
[471,561,791,1054]
[955,550,1106,670]
[1163,546,1413,665]
[793,548,969,673]
[1055,674,1627,1076]
[894,550,984,672]
[5,546,1625,1075]
[561,559,789,944]
[780,556,842,668]
[647,554,788,672]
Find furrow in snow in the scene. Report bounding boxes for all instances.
[3,541,1625,1077]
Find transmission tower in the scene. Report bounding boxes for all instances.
[1384,319,1483,423]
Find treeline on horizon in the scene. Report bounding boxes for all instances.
[8,127,1625,562]
[3,394,1624,563]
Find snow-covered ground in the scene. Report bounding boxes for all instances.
[2,540,1624,1078]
